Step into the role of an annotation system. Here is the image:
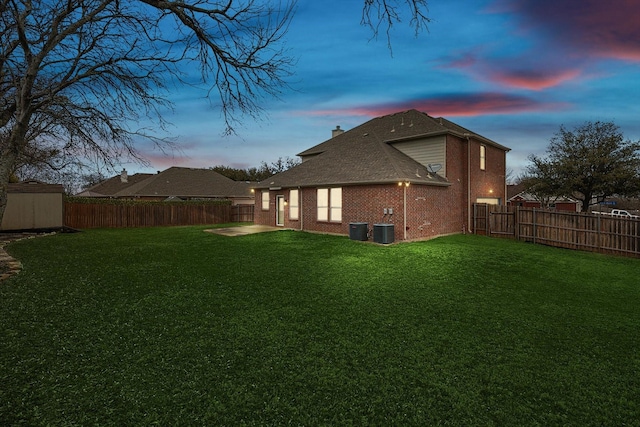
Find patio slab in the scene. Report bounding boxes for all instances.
[204,225,283,237]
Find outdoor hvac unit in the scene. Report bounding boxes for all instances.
[373,223,394,244]
[349,222,368,241]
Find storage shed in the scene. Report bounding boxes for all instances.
[1,181,64,231]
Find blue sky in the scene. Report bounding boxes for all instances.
[128,0,640,180]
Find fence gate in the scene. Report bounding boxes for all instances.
[473,204,515,237]
[473,203,488,235]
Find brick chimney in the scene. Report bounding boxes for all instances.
[120,168,128,183]
[332,125,345,138]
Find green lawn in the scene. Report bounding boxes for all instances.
[1,226,639,425]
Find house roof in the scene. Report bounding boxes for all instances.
[507,183,526,199]
[255,109,508,189]
[8,180,64,194]
[507,185,579,204]
[79,167,254,199]
[297,109,509,158]
[509,191,579,204]
[77,172,154,197]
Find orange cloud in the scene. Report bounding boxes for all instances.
[486,69,582,91]
[301,93,570,118]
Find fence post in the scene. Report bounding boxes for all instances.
[532,208,537,244]
[486,204,490,235]
[597,213,601,251]
[515,206,520,241]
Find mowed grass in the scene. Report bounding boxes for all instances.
[1,226,639,425]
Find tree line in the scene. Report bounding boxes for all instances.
[210,157,300,182]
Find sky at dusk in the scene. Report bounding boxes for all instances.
[126,0,640,180]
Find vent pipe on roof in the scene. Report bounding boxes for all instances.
[332,125,345,138]
[120,169,128,183]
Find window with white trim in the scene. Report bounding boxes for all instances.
[330,187,342,222]
[480,145,486,170]
[317,188,328,221]
[261,191,269,210]
[317,187,342,222]
[289,189,299,220]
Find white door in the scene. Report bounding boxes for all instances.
[276,195,285,226]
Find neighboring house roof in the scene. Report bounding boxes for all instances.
[8,180,64,194]
[256,109,508,189]
[507,185,579,204]
[78,167,254,199]
[509,191,579,204]
[507,183,526,200]
[77,172,154,197]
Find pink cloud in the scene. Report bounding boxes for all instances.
[491,0,640,62]
[438,50,585,91]
[300,93,571,118]
[486,68,582,91]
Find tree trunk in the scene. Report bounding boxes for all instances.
[581,193,591,212]
[0,149,18,228]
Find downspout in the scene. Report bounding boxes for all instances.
[464,133,472,233]
[504,155,507,206]
[403,183,407,240]
[299,186,303,231]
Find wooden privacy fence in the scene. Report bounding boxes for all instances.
[473,204,640,258]
[231,204,255,222]
[65,202,254,229]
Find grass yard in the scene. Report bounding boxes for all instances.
[1,226,639,425]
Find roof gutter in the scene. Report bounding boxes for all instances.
[252,178,451,190]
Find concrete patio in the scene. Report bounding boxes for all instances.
[204,225,282,237]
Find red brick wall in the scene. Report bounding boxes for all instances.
[253,135,507,240]
[465,136,506,204]
[254,183,468,241]
[253,190,275,226]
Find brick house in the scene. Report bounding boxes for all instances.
[507,185,580,212]
[253,109,509,242]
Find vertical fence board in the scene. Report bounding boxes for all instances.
[64,202,254,229]
[473,204,640,258]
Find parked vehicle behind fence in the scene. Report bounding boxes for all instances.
[592,209,639,218]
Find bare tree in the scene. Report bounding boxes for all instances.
[0,0,296,223]
[362,0,430,51]
[0,0,430,225]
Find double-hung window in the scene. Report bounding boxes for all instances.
[480,145,486,170]
[317,189,329,221]
[289,189,299,220]
[317,187,342,222]
[329,188,342,222]
[261,191,269,210]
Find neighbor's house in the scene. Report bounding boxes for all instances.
[253,109,509,242]
[1,180,64,231]
[77,166,255,205]
[507,187,580,212]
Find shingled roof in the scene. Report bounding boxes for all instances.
[78,172,154,197]
[8,180,64,194]
[80,167,253,199]
[255,109,507,189]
